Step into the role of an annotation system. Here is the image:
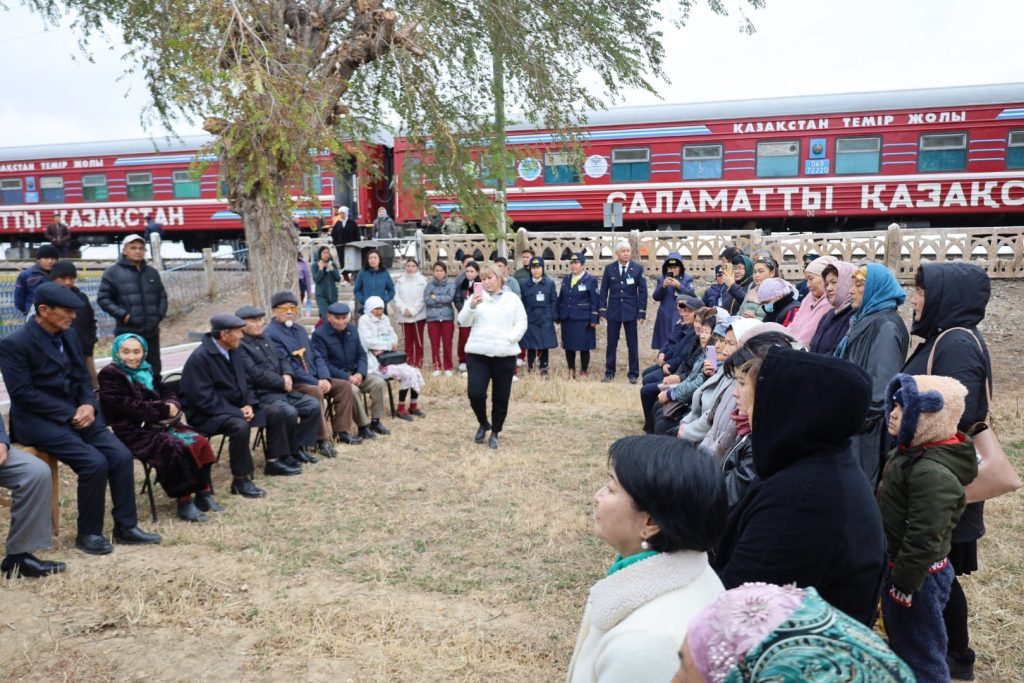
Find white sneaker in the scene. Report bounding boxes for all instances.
[515,358,525,367]
[512,375,520,383]
[432,370,442,377]
[458,363,467,372]
[444,370,454,377]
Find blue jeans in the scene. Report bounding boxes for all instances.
[883,560,954,683]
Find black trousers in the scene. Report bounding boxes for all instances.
[261,393,321,457]
[526,349,549,371]
[466,353,516,434]
[605,319,639,379]
[218,416,256,478]
[565,350,590,371]
[42,423,137,536]
[141,332,162,380]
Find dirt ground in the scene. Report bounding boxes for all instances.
[2,278,1022,682]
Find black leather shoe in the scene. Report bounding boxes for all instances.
[488,434,499,449]
[113,526,162,545]
[1,553,67,579]
[75,534,114,555]
[628,376,638,385]
[358,426,376,440]
[176,499,208,523]
[280,455,304,469]
[474,425,489,444]
[317,440,337,458]
[265,459,301,476]
[230,478,266,498]
[293,449,319,464]
[602,374,614,382]
[336,432,363,445]
[194,491,225,512]
[369,420,391,436]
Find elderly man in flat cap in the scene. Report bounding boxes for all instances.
[311,302,388,439]
[236,304,342,462]
[0,283,161,555]
[264,291,358,450]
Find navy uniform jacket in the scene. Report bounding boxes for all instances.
[558,272,600,351]
[520,276,558,349]
[311,324,368,380]
[264,319,330,386]
[180,334,258,435]
[599,261,648,322]
[0,318,101,443]
[238,333,292,401]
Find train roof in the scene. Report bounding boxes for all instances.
[505,82,1024,131]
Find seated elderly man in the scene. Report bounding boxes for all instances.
[0,283,160,555]
[263,291,358,449]
[180,313,291,500]
[236,304,342,463]
[311,302,389,440]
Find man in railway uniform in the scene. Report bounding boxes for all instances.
[0,283,161,555]
[97,234,169,379]
[599,240,647,384]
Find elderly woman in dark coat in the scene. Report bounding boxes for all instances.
[835,263,909,486]
[557,252,600,379]
[98,333,219,523]
[519,255,558,375]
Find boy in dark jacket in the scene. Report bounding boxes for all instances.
[51,261,99,388]
[880,373,978,683]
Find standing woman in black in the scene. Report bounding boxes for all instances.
[901,262,992,681]
[557,253,600,379]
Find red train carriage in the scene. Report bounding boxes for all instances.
[0,134,393,253]
[393,83,1024,231]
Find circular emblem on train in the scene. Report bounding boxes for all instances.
[584,155,608,178]
[517,157,542,182]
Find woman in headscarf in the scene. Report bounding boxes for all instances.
[98,334,220,522]
[568,436,727,683]
[718,254,754,316]
[787,254,838,345]
[557,252,600,379]
[358,296,426,419]
[835,263,909,486]
[673,582,914,682]
[651,253,696,349]
[809,261,857,355]
[754,278,800,327]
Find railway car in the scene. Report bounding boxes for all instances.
[393,82,1024,232]
[0,133,393,253]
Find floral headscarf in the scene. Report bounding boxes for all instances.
[687,583,914,682]
[111,333,154,391]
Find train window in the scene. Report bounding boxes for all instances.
[40,176,65,202]
[918,133,967,172]
[303,165,323,194]
[756,140,800,177]
[0,178,24,205]
[836,136,881,174]
[82,174,108,201]
[611,148,650,182]
[1008,130,1024,169]
[543,152,580,184]
[126,172,154,200]
[480,160,516,188]
[173,170,201,199]
[682,144,723,180]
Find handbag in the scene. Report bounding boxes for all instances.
[928,327,1022,502]
[377,351,407,368]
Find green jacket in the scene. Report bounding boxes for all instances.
[878,436,977,593]
[312,260,341,303]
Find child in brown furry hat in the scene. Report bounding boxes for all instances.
[880,373,979,682]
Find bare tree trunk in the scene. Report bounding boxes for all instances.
[236,193,298,311]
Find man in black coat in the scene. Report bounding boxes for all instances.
[0,283,161,555]
[330,206,360,281]
[236,305,344,462]
[51,261,99,388]
[98,234,168,378]
[714,347,886,626]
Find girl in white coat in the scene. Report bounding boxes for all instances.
[394,258,428,368]
[568,436,727,683]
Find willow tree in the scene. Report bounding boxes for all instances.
[25,0,763,306]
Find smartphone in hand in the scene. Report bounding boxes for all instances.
[706,345,718,370]
[473,282,484,297]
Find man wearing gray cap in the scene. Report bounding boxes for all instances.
[237,305,336,462]
[179,314,269,497]
[98,234,168,379]
[0,283,161,554]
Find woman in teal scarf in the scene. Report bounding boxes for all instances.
[98,334,221,522]
[835,264,909,485]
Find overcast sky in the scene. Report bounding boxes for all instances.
[1,0,1021,147]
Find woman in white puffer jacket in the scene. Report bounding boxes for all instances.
[457,263,527,449]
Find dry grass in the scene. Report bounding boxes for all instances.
[1,283,1023,682]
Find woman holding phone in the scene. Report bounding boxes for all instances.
[457,263,528,449]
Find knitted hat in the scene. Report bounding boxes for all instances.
[36,244,60,260]
[756,277,792,303]
[885,374,967,449]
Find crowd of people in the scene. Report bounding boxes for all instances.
[1,229,1019,682]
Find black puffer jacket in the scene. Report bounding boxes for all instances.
[714,347,887,626]
[903,262,992,544]
[97,256,168,335]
